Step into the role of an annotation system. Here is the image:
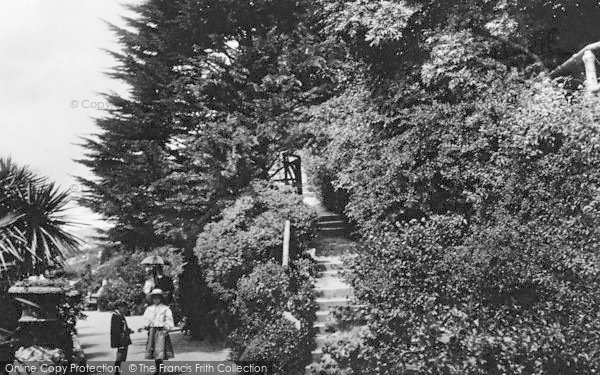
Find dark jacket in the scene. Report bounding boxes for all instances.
[155,275,174,294]
[110,311,132,348]
[155,275,174,303]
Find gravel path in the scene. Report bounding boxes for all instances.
[76,311,230,363]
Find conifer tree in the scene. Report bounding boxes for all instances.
[78,0,339,252]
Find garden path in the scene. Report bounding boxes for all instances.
[77,311,229,364]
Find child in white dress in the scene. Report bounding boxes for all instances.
[139,289,174,373]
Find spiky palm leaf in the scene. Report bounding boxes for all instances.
[0,212,26,269]
[0,158,80,273]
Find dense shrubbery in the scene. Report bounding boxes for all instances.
[235,317,310,373]
[229,261,317,374]
[96,279,146,314]
[332,214,600,374]
[306,327,372,375]
[195,181,316,305]
[194,182,317,372]
[307,52,600,372]
[234,262,290,322]
[78,246,182,314]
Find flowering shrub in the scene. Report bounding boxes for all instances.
[15,346,65,362]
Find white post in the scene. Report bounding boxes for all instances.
[282,220,291,267]
[582,50,600,92]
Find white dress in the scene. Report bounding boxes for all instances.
[142,304,174,359]
[142,304,174,329]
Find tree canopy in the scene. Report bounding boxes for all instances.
[78,0,340,253]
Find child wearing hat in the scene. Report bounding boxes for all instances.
[139,289,174,373]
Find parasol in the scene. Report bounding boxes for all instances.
[140,255,170,266]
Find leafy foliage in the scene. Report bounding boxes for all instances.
[192,182,317,371]
[331,212,600,373]
[0,158,80,275]
[78,246,182,314]
[306,33,600,373]
[232,317,310,374]
[306,327,373,375]
[234,262,290,323]
[195,181,316,305]
[229,261,317,375]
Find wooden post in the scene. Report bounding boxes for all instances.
[583,50,600,92]
[282,220,291,267]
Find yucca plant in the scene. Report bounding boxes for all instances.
[0,158,80,276]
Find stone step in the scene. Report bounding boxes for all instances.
[311,349,322,362]
[318,261,344,271]
[315,310,330,323]
[315,334,328,348]
[318,227,347,236]
[315,254,343,264]
[316,287,353,299]
[315,255,343,265]
[304,188,318,196]
[314,277,353,299]
[318,241,354,250]
[316,220,347,229]
[313,321,327,334]
[316,248,354,258]
[315,274,351,288]
[318,269,340,277]
[316,296,351,308]
[317,214,344,223]
[303,196,320,206]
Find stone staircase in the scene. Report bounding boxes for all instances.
[301,172,420,371]
[309,213,356,361]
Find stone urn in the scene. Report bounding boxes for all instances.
[8,281,75,356]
